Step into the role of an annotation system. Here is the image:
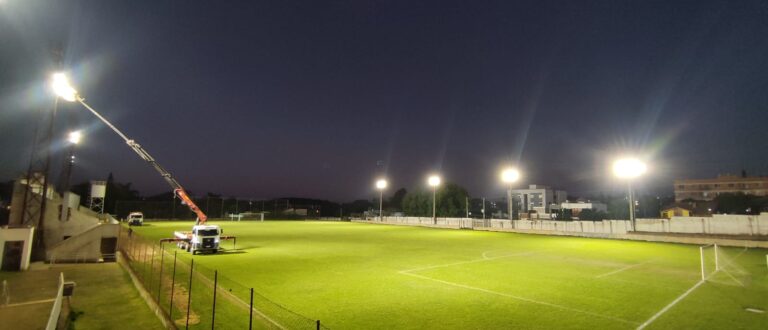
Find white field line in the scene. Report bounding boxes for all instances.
[401,271,637,326]
[482,250,516,259]
[636,280,706,330]
[595,260,654,279]
[400,250,544,274]
[0,298,56,308]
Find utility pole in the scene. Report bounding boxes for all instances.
[466,196,469,218]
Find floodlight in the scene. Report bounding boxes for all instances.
[67,130,82,145]
[612,158,647,179]
[427,175,441,187]
[376,179,388,190]
[500,168,520,183]
[51,73,78,102]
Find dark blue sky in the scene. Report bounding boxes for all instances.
[2,0,768,201]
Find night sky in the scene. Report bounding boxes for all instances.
[2,1,768,202]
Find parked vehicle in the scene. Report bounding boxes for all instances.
[128,212,144,226]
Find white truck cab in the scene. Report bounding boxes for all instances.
[128,212,144,226]
[174,225,222,254]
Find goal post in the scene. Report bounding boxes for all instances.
[700,243,753,286]
[699,243,720,281]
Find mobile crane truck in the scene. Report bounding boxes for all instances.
[68,89,235,254]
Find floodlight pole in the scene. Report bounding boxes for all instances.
[379,189,383,222]
[432,186,437,224]
[628,181,636,231]
[482,197,486,220]
[62,142,76,192]
[507,185,514,221]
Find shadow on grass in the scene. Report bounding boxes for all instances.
[194,249,249,256]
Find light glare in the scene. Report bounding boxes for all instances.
[51,73,78,102]
[375,179,388,190]
[67,130,82,144]
[427,175,441,187]
[612,158,647,179]
[500,167,520,183]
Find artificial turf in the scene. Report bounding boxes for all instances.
[130,220,768,329]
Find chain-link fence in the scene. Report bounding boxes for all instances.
[118,227,328,329]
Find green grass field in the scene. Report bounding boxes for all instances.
[130,220,768,329]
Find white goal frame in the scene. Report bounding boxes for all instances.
[699,243,720,281]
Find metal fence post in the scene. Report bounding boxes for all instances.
[249,288,253,330]
[211,270,218,329]
[170,251,178,320]
[136,243,146,284]
[148,244,156,293]
[186,259,194,330]
[316,320,320,330]
[157,244,165,303]
[141,244,147,286]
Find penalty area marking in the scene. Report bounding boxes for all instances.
[636,279,706,330]
[595,260,654,279]
[399,271,637,326]
[399,250,545,274]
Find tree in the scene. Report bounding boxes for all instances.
[714,193,767,215]
[104,172,140,214]
[437,183,470,217]
[402,182,470,217]
[388,188,407,212]
[342,199,373,215]
[402,191,430,216]
[606,194,630,220]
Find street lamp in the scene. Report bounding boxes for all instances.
[612,157,647,231]
[427,175,441,224]
[500,167,520,220]
[375,179,387,222]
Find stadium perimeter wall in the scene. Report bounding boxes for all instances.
[358,214,768,248]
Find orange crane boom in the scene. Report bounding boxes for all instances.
[74,98,209,224]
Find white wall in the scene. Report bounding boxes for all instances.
[370,213,768,237]
[46,224,120,262]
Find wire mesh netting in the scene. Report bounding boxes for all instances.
[118,227,327,329]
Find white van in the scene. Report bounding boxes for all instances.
[128,212,144,226]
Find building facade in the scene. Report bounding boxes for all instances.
[674,174,768,202]
[511,185,567,214]
[560,201,608,213]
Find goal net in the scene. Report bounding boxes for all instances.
[699,244,751,286]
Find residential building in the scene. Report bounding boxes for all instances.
[674,174,768,202]
[511,185,567,214]
[560,201,608,213]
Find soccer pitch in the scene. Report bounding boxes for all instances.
[131,221,767,329]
